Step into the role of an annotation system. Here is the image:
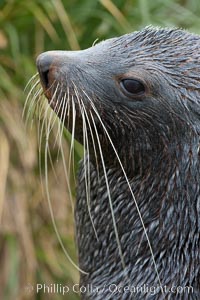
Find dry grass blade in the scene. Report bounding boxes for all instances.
[100,0,131,31]
[0,129,9,222]
[51,0,80,50]
[23,2,59,42]
[44,119,87,275]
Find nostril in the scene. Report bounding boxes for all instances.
[36,53,54,89]
[41,70,50,89]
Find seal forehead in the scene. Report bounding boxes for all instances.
[99,27,200,62]
[92,27,200,93]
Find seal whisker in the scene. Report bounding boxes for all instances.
[36,79,58,129]
[67,94,76,179]
[72,82,100,182]
[52,91,66,149]
[42,86,65,183]
[49,87,75,212]
[37,83,60,183]
[80,98,100,183]
[37,81,57,124]
[59,90,76,191]
[39,84,59,135]
[24,83,42,126]
[24,72,39,93]
[54,89,76,211]
[33,80,80,270]
[46,109,59,180]
[47,88,75,212]
[79,96,99,241]
[69,82,100,240]
[41,83,61,139]
[44,112,87,275]
[90,111,126,270]
[66,89,71,131]
[87,95,163,291]
[56,92,69,163]
[23,73,40,118]
[23,83,40,121]
[57,106,75,213]
[56,90,68,150]
[60,90,69,138]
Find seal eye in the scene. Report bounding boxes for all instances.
[120,79,145,96]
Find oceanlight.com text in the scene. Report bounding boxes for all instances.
[27,283,194,296]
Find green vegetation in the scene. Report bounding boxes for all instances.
[1,0,200,299]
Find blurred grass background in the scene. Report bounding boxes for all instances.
[1,0,200,299]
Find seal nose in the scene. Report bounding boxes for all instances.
[36,52,54,90]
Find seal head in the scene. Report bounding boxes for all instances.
[37,27,200,299]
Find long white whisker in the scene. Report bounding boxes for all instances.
[58,125,75,212]
[23,73,40,118]
[60,89,69,139]
[53,93,66,149]
[26,86,43,118]
[38,84,60,152]
[71,82,100,240]
[90,111,125,269]
[23,77,40,112]
[56,92,68,152]
[44,112,87,275]
[47,109,59,181]
[55,95,74,212]
[46,87,63,137]
[46,86,75,212]
[85,92,163,290]
[24,72,39,93]
[67,95,76,178]
[72,81,100,181]
[80,99,100,182]
[80,99,99,241]
[24,84,42,126]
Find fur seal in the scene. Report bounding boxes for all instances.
[36,27,200,299]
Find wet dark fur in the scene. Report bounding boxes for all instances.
[36,27,200,299]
